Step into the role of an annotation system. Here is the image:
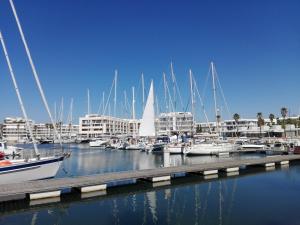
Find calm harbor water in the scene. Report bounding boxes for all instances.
[1,144,300,225]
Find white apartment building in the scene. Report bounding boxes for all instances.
[1,117,79,142]
[157,112,194,135]
[32,123,79,139]
[197,117,300,137]
[1,117,32,142]
[79,114,140,138]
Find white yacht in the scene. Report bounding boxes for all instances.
[0,2,65,185]
[184,141,235,155]
[89,139,109,147]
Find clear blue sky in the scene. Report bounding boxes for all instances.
[0,0,299,123]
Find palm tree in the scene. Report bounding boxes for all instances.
[281,107,288,137]
[269,113,275,126]
[257,112,264,137]
[216,114,221,134]
[233,113,240,137]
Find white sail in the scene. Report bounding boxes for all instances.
[139,81,156,137]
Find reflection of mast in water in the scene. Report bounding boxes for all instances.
[31,212,38,225]
[112,199,120,225]
[165,188,171,225]
[200,182,212,222]
[219,181,223,225]
[142,193,148,225]
[226,178,238,224]
[132,194,137,212]
[147,191,158,223]
[195,185,200,224]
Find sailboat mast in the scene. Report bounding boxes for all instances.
[102,91,105,115]
[114,69,117,117]
[163,73,168,113]
[211,62,219,132]
[141,73,145,110]
[0,32,39,156]
[54,102,57,124]
[132,86,136,119]
[87,89,90,115]
[189,69,195,120]
[170,62,176,111]
[9,0,61,146]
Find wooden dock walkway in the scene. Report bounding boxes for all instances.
[0,154,300,202]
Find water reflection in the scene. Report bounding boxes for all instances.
[1,145,300,225]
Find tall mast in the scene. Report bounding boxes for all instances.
[60,97,64,123]
[67,98,73,139]
[163,73,168,113]
[102,91,105,115]
[9,0,61,146]
[155,95,159,117]
[114,69,117,117]
[124,90,129,118]
[189,69,195,119]
[132,86,136,119]
[211,62,219,133]
[0,32,39,156]
[54,101,57,123]
[87,89,90,115]
[141,73,145,110]
[170,62,176,111]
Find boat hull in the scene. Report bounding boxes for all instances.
[168,145,183,154]
[0,156,64,184]
[185,143,235,155]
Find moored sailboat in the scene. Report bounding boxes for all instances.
[0,1,65,184]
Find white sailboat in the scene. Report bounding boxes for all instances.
[139,80,156,137]
[0,1,64,184]
[185,63,235,155]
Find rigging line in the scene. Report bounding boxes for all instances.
[103,76,115,116]
[170,63,185,111]
[96,94,103,115]
[0,31,39,156]
[165,77,175,112]
[9,0,62,147]
[214,69,232,119]
[202,65,212,102]
[192,74,212,132]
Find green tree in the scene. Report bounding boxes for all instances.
[257,112,264,137]
[233,113,240,137]
[269,113,275,126]
[281,107,288,137]
[196,124,202,133]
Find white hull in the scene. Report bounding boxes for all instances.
[185,143,235,155]
[241,144,265,149]
[167,145,183,154]
[0,156,63,184]
[89,140,109,147]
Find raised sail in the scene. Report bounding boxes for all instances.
[139,80,155,137]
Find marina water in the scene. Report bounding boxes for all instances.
[1,144,300,225]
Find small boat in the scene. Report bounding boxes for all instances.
[167,143,184,154]
[184,141,235,155]
[0,141,23,156]
[89,139,109,147]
